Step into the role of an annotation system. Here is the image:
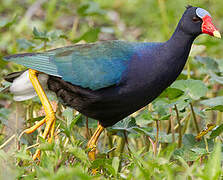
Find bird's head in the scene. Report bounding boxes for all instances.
[179,6,221,38]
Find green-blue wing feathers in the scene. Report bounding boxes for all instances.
[3,41,137,90]
[3,53,60,77]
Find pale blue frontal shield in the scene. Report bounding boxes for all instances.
[196,8,211,18]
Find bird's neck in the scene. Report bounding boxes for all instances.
[165,24,196,53]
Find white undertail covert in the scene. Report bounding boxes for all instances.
[10,70,49,101]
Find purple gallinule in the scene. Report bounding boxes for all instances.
[3,6,221,160]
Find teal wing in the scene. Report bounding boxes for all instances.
[3,40,137,90]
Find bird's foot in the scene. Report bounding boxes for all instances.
[87,124,104,174]
[24,113,56,160]
[87,145,97,161]
[87,124,104,160]
[22,69,57,160]
[87,145,98,175]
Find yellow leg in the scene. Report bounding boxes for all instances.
[87,124,104,160]
[48,119,56,143]
[25,118,46,134]
[25,69,56,160]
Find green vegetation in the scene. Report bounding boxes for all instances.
[0,0,223,179]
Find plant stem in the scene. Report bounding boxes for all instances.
[203,74,210,83]
[148,103,152,112]
[182,113,191,135]
[167,119,171,134]
[154,120,159,156]
[158,0,170,38]
[16,102,19,150]
[174,112,191,130]
[70,17,79,39]
[148,136,155,155]
[0,135,15,149]
[187,59,191,79]
[174,105,182,148]
[85,117,90,139]
[144,135,150,152]
[107,131,114,157]
[216,112,222,125]
[124,131,130,153]
[170,108,175,143]
[116,136,125,157]
[190,103,200,133]
[43,40,47,51]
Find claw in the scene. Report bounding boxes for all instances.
[23,114,56,160]
[24,118,46,134]
[41,113,56,139]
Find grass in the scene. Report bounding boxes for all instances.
[0,0,223,179]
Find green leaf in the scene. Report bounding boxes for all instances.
[33,27,49,41]
[152,98,170,116]
[190,45,206,57]
[14,150,32,161]
[209,71,223,84]
[158,131,176,143]
[103,163,116,177]
[0,15,17,28]
[171,79,208,100]
[39,142,54,151]
[76,116,98,128]
[195,56,219,73]
[173,147,199,161]
[216,59,223,73]
[109,117,138,133]
[182,134,201,148]
[72,28,100,43]
[62,107,74,128]
[169,94,191,111]
[0,58,7,68]
[210,124,223,139]
[151,99,171,120]
[200,96,223,112]
[182,134,214,151]
[0,108,10,126]
[91,158,115,175]
[132,127,155,141]
[159,114,171,121]
[139,109,153,120]
[112,157,120,176]
[53,166,91,180]
[160,87,184,100]
[47,30,68,40]
[132,127,174,143]
[135,109,154,126]
[68,145,90,166]
[203,142,221,180]
[77,2,105,16]
[190,147,208,155]
[16,39,35,50]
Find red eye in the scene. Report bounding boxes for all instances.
[192,16,201,22]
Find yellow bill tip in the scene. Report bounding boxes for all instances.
[213,30,221,39]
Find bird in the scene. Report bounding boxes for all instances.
[2,6,221,160]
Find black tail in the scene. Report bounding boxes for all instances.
[3,53,36,61]
[4,70,26,82]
